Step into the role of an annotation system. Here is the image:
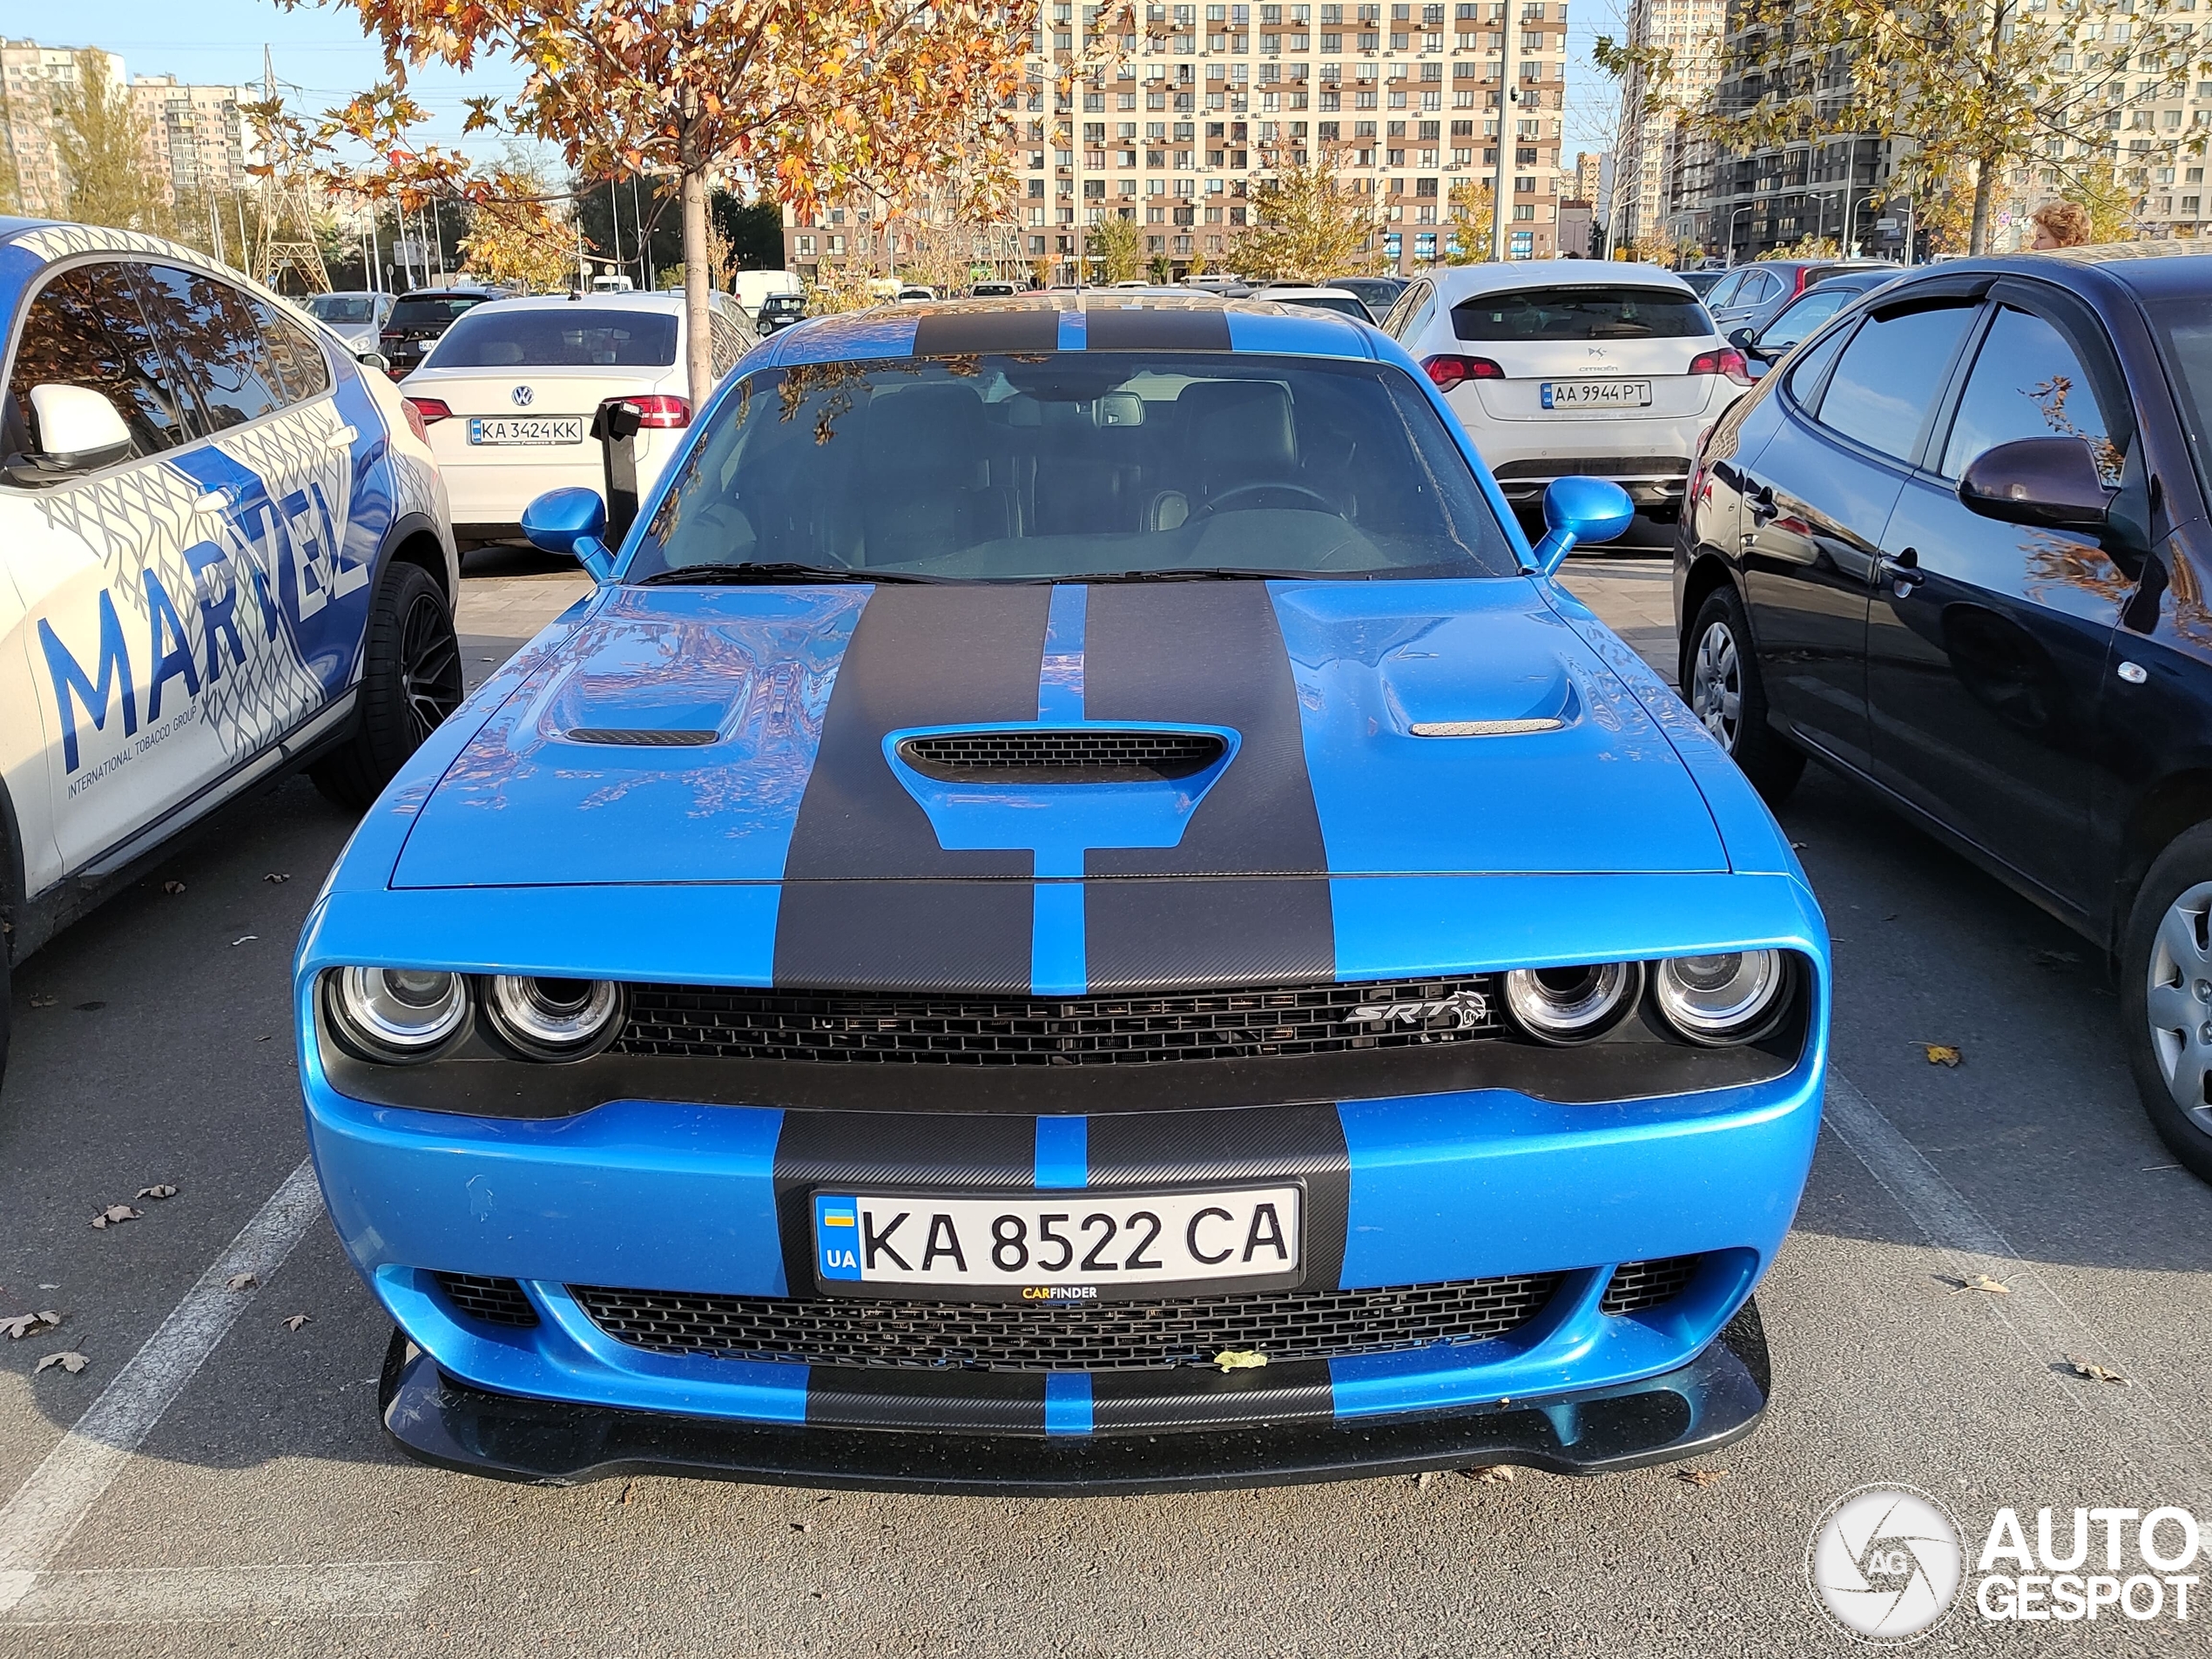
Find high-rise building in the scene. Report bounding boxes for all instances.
[131,75,260,209]
[788,1,1572,281]
[1612,0,1723,252]
[1,39,127,216]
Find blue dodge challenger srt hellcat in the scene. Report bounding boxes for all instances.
[295,293,1830,1491]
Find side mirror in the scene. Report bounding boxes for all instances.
[1727,326,1757,350]
[520,486,616,582]
[1529,476,1636,577]
[11,385,132,478]
[1957,436,2114,534]
[355,349,390,373]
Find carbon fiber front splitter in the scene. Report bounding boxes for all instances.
[377,1300,1772,1494]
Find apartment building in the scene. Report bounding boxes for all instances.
[1,39,125,216]
[787,1,1571,282]
[1613,0,1723,250]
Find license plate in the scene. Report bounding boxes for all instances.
[812,1184,1303,1298]
[467,416,585,445]
[1541,380,1653,409]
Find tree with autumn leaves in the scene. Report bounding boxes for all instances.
[298,0,1054,406]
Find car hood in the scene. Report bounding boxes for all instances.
[393,577,1725,896]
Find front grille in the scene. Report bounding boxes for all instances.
[613,976,1501,1066]
[1600,1255,1701,1314]
[895,729,1226,783]
[434,1272,539,1327]
[570,1274,1562,1372]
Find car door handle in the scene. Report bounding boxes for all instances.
[1747,484,1777,523]
[192,488,233,515]
[325,425,359,449]
[1878,545,1920,597]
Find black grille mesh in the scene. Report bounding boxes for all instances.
[571,1274,1560,1371]
[895,729,1224,782]
[613,977,1499,1066]
[435,1272,539,1327]
[1600,1255,1701,1315]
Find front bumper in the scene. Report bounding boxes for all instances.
[378,1300,1771,1492]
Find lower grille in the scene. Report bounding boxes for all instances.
[613,975,1501,1066]
[435,1272,539,1327]
[570,1275,1562,1372]
[1492,455,1691,482]
[895,729,1225,782]
[1600,1255,1701,1314]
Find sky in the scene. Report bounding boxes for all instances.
[3,0,1627,170]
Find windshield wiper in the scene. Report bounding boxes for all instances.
[1085,566,1291,583]
[632,562,939,587]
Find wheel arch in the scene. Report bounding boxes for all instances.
[376,509,455,603]
[0,772,22,968]
[1676,550,1743,685]
[2112,767,2212,954]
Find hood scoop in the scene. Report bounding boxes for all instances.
[566,727,719,747]
[894,728,1228,784]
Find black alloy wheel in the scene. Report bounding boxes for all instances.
[1684,585,1804,805]
[312,560,463,811]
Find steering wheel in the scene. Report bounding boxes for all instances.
[1198,481,1338,516]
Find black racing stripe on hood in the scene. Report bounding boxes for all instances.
[772,583,1050,993]
[1084,305,1232,351]
[1081,582,1334,991]
[770,1109,1035,1306]
[909,307,1062,356]
[1085,1103,1350,1297]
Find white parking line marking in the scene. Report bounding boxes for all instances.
[0,1562,435,1626]
[1824,1071,2212,1501]
[0,1158,330,1616]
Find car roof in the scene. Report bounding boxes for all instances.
[760,291,1379,366]
[397,286,503,300]
[466,291,691,314]
[1424,261,1696,300]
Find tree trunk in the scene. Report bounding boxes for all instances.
[1969,155,1993,257]
[682,166,712,410]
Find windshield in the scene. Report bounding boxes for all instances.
[1273,293,1372,320]
[631,352,1516,582]
[307,293,379,324]
[428,307,678,368]
[1453,285,1710,341]
[388,295,484,329]
[2147,297,2212,496]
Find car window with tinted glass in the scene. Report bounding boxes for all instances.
[1703,272,1744,309]
[1759,288,1849,352]
[5,262,193,461]
[1939,305,2115,481]
[133,264,287,430]
[1811,301,1977,462]
[1782,320,1851,407]
[249,297,332,403]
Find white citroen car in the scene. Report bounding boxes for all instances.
[400,291,753,549]
[1381,264,1750,521]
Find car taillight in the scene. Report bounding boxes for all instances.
[402,397,451,443]
[1687,348,1753,387]
[1686,422,1716,503]
[1420,354,1505,392]
[624,395,691,428]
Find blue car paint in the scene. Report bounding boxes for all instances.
[298,295,1831,1448]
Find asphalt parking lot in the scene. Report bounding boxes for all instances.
[3,553,2210,1657]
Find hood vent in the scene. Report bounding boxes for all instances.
[567,727,718,746]
[895,729,1226,784]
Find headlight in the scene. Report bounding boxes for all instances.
[1501,961,1642,1044]
[1653,951,1789,1045]
[482,975,627,1062]
[327,967,468,1062]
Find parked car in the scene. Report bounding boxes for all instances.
[1254,284,1378,322]
[0,221,462,1083]
[969,280,1019,298]
[1702,260,1898,336]
[300,293,1829,1491]
[756,292,806,333]
[379,286,501,379]
[1678,270,1730,299]
[1676,243,2212,1180]
[1728,268,1903,379]
[1325,274,1408,318]
[1382,262,1753,519]
[397,290,752,550]
[302,289,395,351]
[893,285,937,303]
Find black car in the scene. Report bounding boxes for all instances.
[379,286,500,378]
[1325,274,1408,319]
[1679,269,1730,299]
[1728,268,1903,378]
[1675,246,2212,1179]
[756,291,806,332]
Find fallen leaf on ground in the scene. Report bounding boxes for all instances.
[137,1184,178,1201]
[2066,1355,2129,1386]
[29,994,56,1008]
[1947,1273,2011,1296]
[1464,1466,1516,1484]
[225,1272,258,1291]
[1213,1349,1268,1372]
[230,934,257,947]
[36,1351,87,1373]
[263,872,290,884]
[790,1521,812,1532]
[283,1313,310,1332]
[1922,1043,1963,1067]
[162,880,185,894]
[2,1311,62,1339]
[91,1204,141,1229]
[1675,1468,1726,1488]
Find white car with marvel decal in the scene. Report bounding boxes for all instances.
[0,219,462,1084]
